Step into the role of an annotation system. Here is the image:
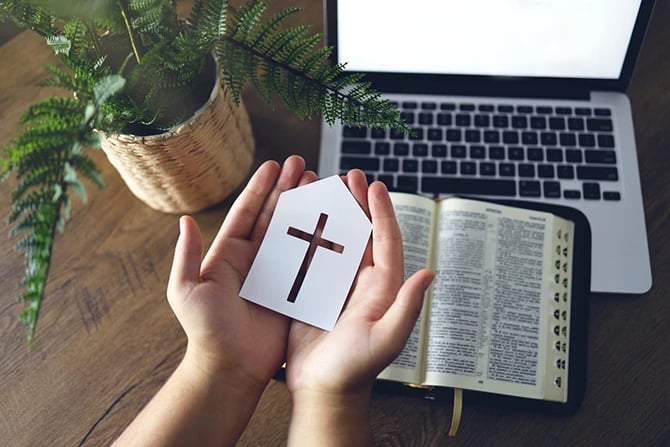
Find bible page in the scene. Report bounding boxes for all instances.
[423,198,558,400]
[378,192,437,384]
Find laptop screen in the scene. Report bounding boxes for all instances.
[328,0,655,92]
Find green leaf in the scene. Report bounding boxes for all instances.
[46,34,71,55]
[93,74,126,106]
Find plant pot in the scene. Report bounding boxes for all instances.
[99,69,255,214]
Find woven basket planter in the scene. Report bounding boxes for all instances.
[99,73,255,214]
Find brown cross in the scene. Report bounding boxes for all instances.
[286,213,344,303]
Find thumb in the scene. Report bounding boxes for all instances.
[371,269,434,364]
[167,216,204,305]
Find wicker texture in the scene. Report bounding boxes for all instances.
[100,77,255,214]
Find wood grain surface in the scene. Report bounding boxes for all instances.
[1,1,669,446]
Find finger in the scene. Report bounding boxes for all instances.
[346,169,370,217]
[370,269,434,362]
[250,155,308,242]
[298,170,319,186]
[368,181,403,270]
[216,159,281,240]
[167,216,204,305]
[343,170,374,266]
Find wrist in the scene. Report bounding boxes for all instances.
[288,388,373,447]
[181,344,268,401]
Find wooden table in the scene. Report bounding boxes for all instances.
[1,2,669,446]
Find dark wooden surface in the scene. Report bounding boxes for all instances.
[1,2,669,446]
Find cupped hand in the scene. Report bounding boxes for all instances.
[285,170,434,396]
[166,155,318,389]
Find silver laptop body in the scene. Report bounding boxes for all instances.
[318,0,655,294]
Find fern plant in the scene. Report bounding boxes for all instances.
[0,0,409,346]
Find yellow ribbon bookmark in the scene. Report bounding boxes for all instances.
[448,388,463,436]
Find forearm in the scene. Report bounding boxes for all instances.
[288,389,373,447]
[113,349,266,447]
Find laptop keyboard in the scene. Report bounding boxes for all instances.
[339,101,621,201]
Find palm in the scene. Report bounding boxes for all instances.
[286,264,399,392]
[285,171,433,395]
[167,156,318,384]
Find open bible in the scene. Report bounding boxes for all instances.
[378,194,590,413]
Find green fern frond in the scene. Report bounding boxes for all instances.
[219,1,408,131]
[2,74,124,346]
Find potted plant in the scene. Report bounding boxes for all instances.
[0,0,408,345]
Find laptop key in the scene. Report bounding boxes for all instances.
[484,130,500,143]
[374,142,390,155]
[427,128,443,141]
[343,126,367,138]
[437,113,452,125]
[559,133,577,146]
[432,144,448,157]
[594,108,612,116]
[543,181,561,198]
[597,134,615,148]
[441,160,457,174]
[451,145,467,158]
[502,131,519,144]
[383,158,399,172]
[340,156,379,171]
[460,161,477,175]
[508,146,525,160]
[577,166,619,181]
[549,117,567,130]
[565,149,583,163]
[557,165,575,179]
[583,182,601,199]
[377,174,394,189]
[564,190,581,199]
[547,148,563,162]
[370,127,386,139]
[519,180,541,197]
[527,147,543,161]
[499,163,516,176]
[422,177,516,196]
[586,118,613,132]
[578,133,596,147]
[519,164,535,177]
[522,131,538,145]
[511,115,528,128]
[413,143,429,157]
[489,146,505,160]
[465,129,481,143]
[585,150,617,164]
[403,159,419,173]
[342,141,371,154]
[567,118,585,131]
[446,129,462,142]
[603,191,621,200]
[409,127,424,140]
[422,160,438,173]
[419,112,433,125]
[479,162,496,176]
[530,117,547,129]
[397,175,418,193]
[538,164,555,178]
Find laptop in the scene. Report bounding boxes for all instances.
[318,0,655,294]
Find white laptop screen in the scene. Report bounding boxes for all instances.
[337,0,642,80]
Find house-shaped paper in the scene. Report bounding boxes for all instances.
[239,175,372,330]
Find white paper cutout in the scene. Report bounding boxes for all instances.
[239,175,372,330]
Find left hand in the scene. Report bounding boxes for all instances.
[167,155,318,390]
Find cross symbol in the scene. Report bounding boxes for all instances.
[286,213,345,303]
